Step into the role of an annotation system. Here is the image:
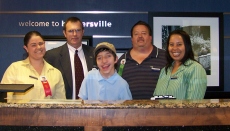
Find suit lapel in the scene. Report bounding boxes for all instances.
[59,43,73,92]
[82,45,94,71]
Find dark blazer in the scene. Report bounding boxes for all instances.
[44,43,95,99]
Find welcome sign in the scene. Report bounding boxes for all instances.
[0,12,147,36]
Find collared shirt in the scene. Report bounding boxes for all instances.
[154,59,207,100]
[1,58,66,103]
[67,43,88,99]
[78,69,132,100]
[117,45,167,99]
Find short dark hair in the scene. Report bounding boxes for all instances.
[63,17,84,31]
[130,21,152,37]
[95,48,117,69]
[24,31,44,46]
[165,30,196,73]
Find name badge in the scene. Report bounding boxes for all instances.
[40,76,52,97]
[171,76,178,80]
[150,66,160,72]
[120,59,126,65]
[118,59,126,76]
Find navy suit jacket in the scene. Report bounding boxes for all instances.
[44,43,95,99]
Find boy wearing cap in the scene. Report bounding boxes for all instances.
[78,42,132,100]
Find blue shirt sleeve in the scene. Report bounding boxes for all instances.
[78,78,88,100]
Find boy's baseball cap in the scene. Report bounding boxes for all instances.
[94,42,116,56]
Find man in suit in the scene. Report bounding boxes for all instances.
[44,17,95,99]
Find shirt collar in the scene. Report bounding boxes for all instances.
[171,59,193,72]
[22,57,31,66]
[67,43,83,53]
[126,45,158,60]
[22,57,54,70]
[97,70,117,84]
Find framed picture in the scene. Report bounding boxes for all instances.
[43,36,93,51]
[148,12,224,91]
[116,48,129,59]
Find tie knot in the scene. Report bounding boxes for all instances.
[75,50,78,54]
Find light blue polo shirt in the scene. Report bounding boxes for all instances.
[78,69,132,100]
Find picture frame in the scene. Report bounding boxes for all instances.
[148,12,224,91]
[116,48,129,59]
[43,36,93,51]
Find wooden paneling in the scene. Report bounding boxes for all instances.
[1,107,230,128]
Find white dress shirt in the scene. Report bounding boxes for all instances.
[67,43,88,99]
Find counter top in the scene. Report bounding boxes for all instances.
[1,99,230,109]
[1,99,230,130]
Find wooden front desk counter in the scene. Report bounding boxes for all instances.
[0,99,230,131]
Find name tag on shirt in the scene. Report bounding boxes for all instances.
[170,76,178,80]
[150,66,160,72]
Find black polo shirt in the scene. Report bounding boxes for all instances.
[117,45,167,99]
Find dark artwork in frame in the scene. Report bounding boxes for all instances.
[148,12,224,91]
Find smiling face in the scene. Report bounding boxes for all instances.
[23,35,45,60]
[96,50,118,78]
[63,21,84,49]
[131,25,152,49]
[168,34,185,64]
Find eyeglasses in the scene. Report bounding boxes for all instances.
[67,29,82,34]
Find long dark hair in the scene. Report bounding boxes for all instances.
[165,30,196,73]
